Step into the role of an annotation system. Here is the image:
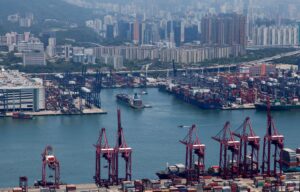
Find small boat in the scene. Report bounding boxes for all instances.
[144,104,152,108]
[141,91,148,95]
[12,112,33,119]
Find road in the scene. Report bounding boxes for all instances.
[30,49,300,76]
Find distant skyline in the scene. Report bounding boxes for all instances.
[63,0,300,20]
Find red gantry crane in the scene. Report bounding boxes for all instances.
[113,109,132,184]
[212,121,240,179]
[233,117,260,178]
[94,128,114,187]
[41,145,60,188]
[180,124,205,184]
[261,98,284,177]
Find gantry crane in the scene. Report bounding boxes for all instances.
[94,128,114,187]
[262,98,284,177]
[180,124,205,184]
[233,117,260,178]
[212,121,240,179]
[41,145,60,188]
[113,109,132,184]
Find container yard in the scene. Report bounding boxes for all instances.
[159,64,300,111]
[0,68,106,117]
[17,62,299,113]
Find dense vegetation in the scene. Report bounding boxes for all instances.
[0,0,94,24]
[8,59,103,73]
[1,48,298,73]
[0,0,99,41]
[272,54,300,65]
[197,48,298,67]
[56,27,103,46]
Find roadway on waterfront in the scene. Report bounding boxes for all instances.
[30,49,300,76]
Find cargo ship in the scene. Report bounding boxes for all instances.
[12,112,33,119]
[282,148,300,173]
[156,164,186,179]
[116,93,144,109]
[156,162,206,179]
[159,83,223,109]
[255,99,300,111]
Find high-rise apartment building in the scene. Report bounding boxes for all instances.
[201,13,247,47]
[133,19,140,44]
[252,25,299,47]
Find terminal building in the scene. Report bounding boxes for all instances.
[0,70,45,112]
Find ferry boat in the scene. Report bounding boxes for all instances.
[12,112,33,119]
[116,93,144,109]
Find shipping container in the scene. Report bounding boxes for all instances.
[222,186,231,192]
[12,187,22,192]
[66,184,76,192]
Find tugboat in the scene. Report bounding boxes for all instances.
[116,93,145,109]
[131,93,144,109]
[12,112,33,119]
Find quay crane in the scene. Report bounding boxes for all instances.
[262,98,284,177]
[94,128,114,187]
[40,146,60,188]
[113,109,132,184]
[212,122,240,179]
[233,117,260,178]
[180,124,205,184]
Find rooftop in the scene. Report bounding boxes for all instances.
[0,69,43,89]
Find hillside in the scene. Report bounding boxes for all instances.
[0,0,94,23]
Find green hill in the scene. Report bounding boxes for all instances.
[0,0,94,23]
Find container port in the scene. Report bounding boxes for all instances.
[1,64,300,192]
[5,105,299,192]
[158,63,300,111]
[0,68,106,117]
[12,62,298,113]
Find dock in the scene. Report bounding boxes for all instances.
[221,104,256,110]
[2,173,300,192]
[0,184,119,192]
[4,108,107,117]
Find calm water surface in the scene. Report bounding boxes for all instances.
[0,88,299,187]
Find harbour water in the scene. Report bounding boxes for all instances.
[0,88,299,187]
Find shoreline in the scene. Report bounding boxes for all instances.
[2,109,107,118]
